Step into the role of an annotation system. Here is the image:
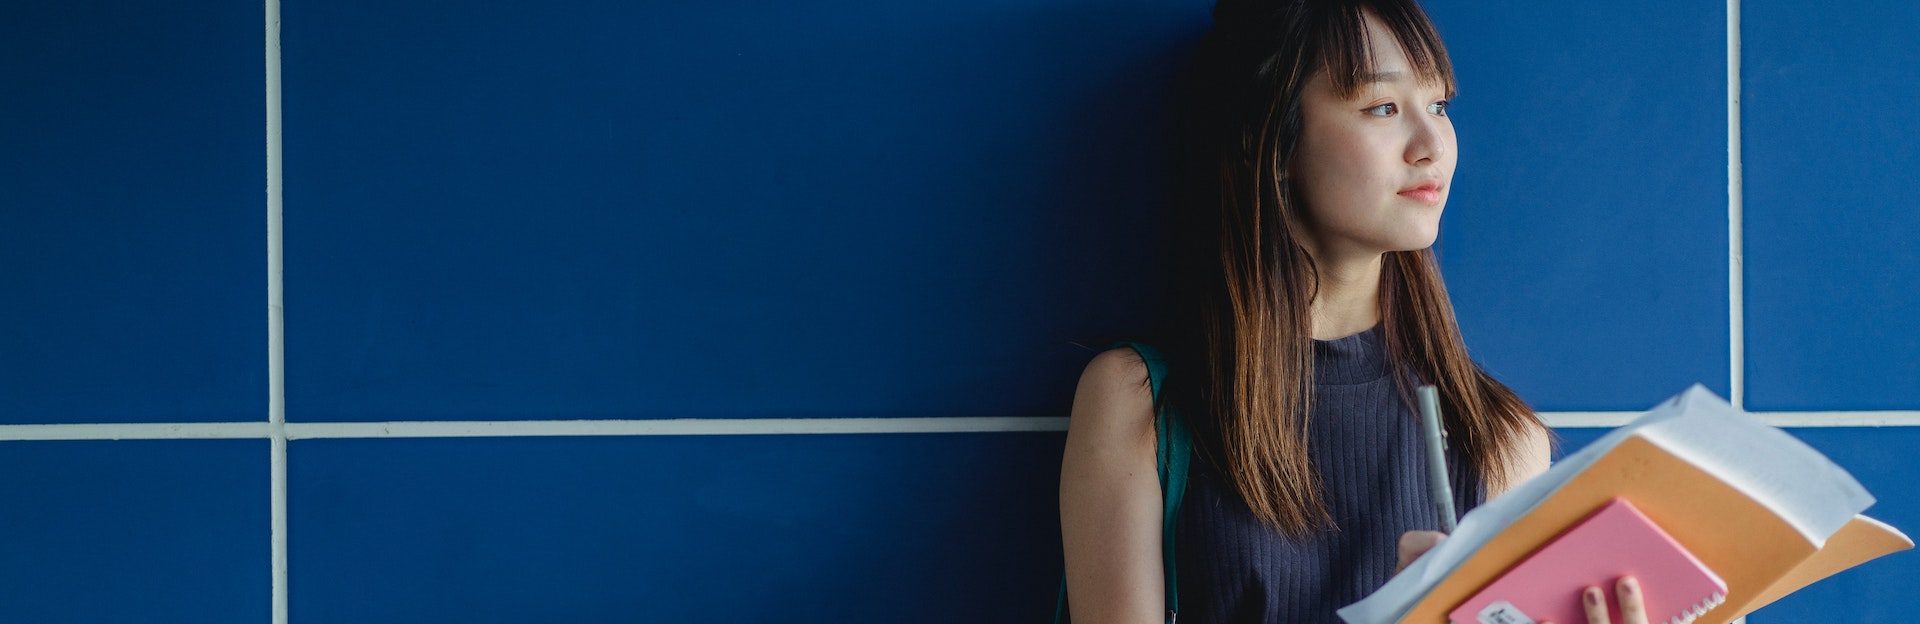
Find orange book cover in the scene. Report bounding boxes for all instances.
[1339,385,1912,624]
[1395,438,1909,623]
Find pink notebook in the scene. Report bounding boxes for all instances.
[1447,498,1727,624]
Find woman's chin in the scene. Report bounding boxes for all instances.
[1384,223,1441,252]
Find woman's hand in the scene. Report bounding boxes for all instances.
[1394,530,1447,574]
[1541,576,1650,624]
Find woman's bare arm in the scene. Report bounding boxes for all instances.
[1059,348,1165,624]
[1488,420,1553,501]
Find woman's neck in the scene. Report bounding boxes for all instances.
[1308,252,1384,341]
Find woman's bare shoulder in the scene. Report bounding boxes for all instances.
[1489,419,1554,500]
[1071,347,1155,434]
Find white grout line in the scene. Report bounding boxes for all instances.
[282,417,1074,439]
[1540,413,1646,429]
[5,412,1920,443]
[1735,0,1751,610]
[0,422,273,441]
[264,0,288,620]
[1728,0,1746,414]
[1546,411,1920,429]
[1727,0,1744,615]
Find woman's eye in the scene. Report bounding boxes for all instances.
[1366,100,1448,117]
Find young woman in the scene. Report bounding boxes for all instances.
[1059,0,1652,622]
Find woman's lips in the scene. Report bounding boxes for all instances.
[1398,187,1441,205]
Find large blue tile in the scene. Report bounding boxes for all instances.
[282,0,1209,421]
[0,1,265,424]
[0,439,268,622]
[1748,428,1920,623]
[1424,1,1731,410]
[1741,0,1920,411]
[289,432,1064,622]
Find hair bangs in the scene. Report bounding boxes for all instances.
[1316,0,1457,100]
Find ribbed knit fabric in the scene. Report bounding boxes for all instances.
[1172,322,1486,623]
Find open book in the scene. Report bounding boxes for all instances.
[1338,384,1913,624]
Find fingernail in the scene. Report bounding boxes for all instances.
[1620,577,1638,595]
[1584,587,1601,606]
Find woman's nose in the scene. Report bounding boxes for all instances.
[1405,114,1448,165]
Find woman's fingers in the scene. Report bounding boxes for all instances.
[1394,530,1446,574]
[1615,576,1649,624]
[1581,586,1611,624]
[1572,577,1651,624]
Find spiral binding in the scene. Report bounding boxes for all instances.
[1666,590,1727,624]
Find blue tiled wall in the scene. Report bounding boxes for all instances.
[2,0,1913,621]
[0,440,269,622]
[1748,429,1920,622]
[288,434,1060,621]
[1,1,264,424]
[279,0,1206,422]
[1740,0,1920,411]
[1427,0,1732,411]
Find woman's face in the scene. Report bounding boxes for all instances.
[1289,11,1456,263]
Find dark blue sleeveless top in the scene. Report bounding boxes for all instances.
[1172,323,1486,623]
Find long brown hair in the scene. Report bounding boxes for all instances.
[1142,0,1551,537]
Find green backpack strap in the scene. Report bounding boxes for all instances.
[1053,341,1191,624]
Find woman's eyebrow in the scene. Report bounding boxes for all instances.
[1358,70,1409,84]
[1354,70,1448,95]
